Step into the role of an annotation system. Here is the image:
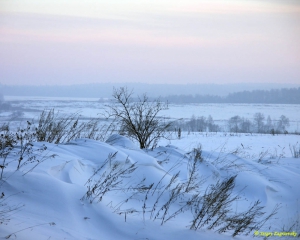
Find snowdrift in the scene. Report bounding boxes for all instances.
[0,134,299,239]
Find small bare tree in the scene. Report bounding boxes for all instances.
[253,112,265,133]
[106,87,172,149]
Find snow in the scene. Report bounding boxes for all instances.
[2,98,300,132]
[1,133,300,239]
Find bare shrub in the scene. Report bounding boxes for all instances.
[106,87,172,149]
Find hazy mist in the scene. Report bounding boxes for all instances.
[1,83,299,99]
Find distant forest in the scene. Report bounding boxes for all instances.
[1,83,299,99]
[1,84,300,104]
[162,88,300,104]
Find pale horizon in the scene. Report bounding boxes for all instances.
[1,0,299,86]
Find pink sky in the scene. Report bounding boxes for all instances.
[0,0,299,85]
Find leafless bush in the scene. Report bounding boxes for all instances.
[106,87,172,149]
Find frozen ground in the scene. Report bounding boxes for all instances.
[0,132,299,239]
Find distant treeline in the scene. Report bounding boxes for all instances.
[172,112,293,135]
[162,88,300,104]
[1,83,300,100]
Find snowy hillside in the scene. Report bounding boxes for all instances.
[0,133,299,239]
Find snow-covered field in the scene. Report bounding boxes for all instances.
[2,96,300,132]
[0,132,299,240]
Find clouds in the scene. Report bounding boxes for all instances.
[0,0,299,85]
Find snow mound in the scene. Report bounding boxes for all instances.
[106,134,139,150]
[48,159,91,185]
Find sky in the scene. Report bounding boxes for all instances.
[0,0,299,86]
